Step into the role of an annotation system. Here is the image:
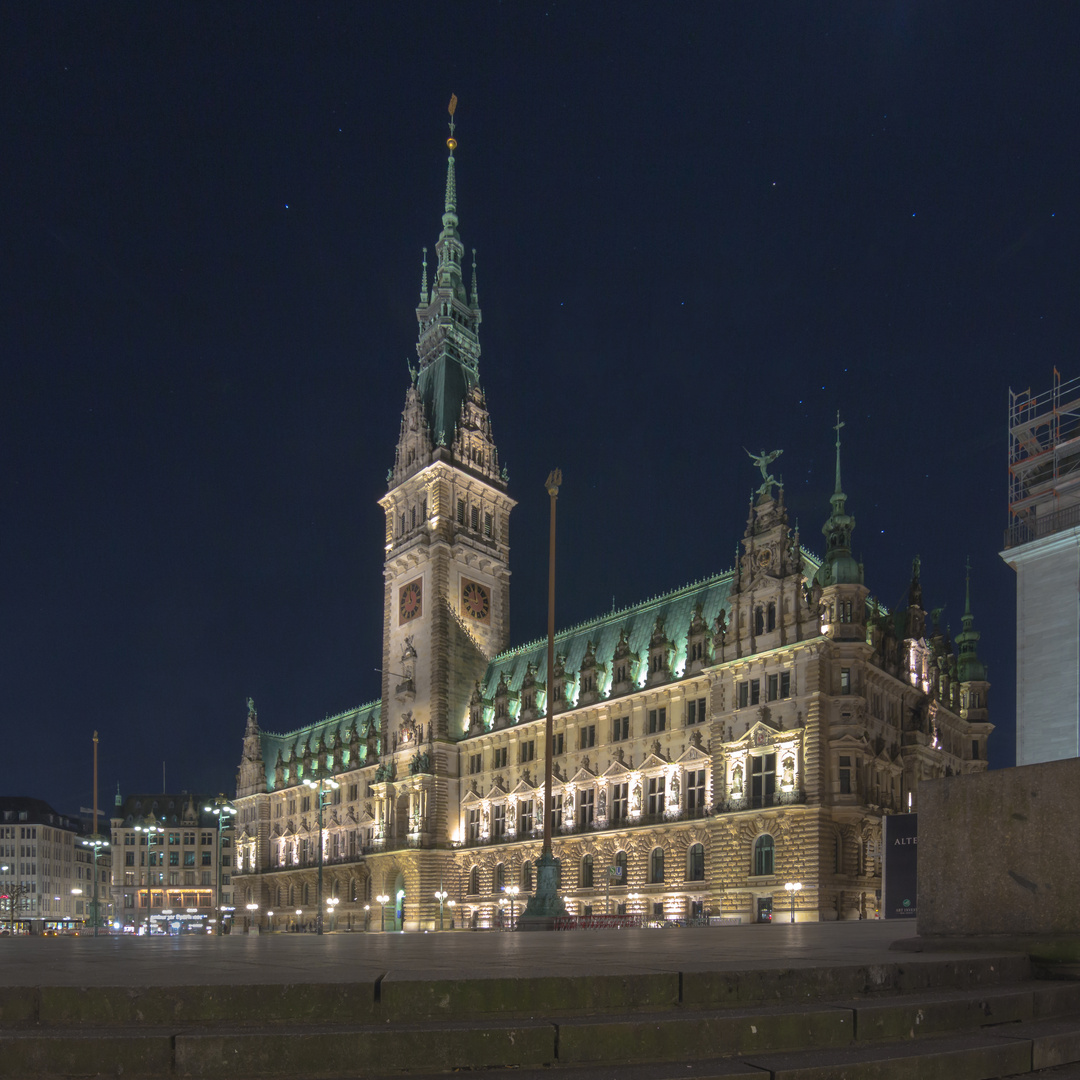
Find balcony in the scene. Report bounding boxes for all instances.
[719,789,806,813]
[1004,502,1080,550]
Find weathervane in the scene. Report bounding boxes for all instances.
[745,447,783,497]
[447,93,457,150]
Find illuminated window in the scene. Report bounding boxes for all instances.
[580,854,594,888]
[611,783,628,822]
[753,834,774,876]
[687,843,705,881]
[649,847,665,884]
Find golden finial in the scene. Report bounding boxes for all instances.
[447,93,458,151]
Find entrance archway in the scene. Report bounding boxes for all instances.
[393,871,405,931]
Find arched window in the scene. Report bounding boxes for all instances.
[303,882,311,905]
[614,850,628,885]
[350,878,358,903]
[687,843,705,881]
[288,885,295,907]
[495,863,506,891]
[649,847,665,884]
[522,861,533,892]
[469,866,480,895]
[580,853,594,888]
[276,886,282,906]
[753,834,774,877]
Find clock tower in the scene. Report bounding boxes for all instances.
[378,103,515,846]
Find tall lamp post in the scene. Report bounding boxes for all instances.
[376,893,389,932]
[203,796,236,936]
[521,470,568,926]
[785,881,802,924]
[133,819,162,936]
[504,885,519,928]
[326,896,339,932]
[79,838,109,937]
[304,777,339,935]
[435,889,448,931]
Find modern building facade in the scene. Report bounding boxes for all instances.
[0,797,104,931]
[234,120,991,929]
[110,792,234,934]
[1002,370,1080,765]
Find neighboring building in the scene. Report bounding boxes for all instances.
[0,796,100,931]
[110,792,234,934]
[1002,370,1080,765]
[234,120,991,929]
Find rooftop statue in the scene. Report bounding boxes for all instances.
[745,447,783,497]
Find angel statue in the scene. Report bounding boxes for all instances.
[745,448,783,497]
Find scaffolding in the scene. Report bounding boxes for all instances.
[1006,368,1080,549]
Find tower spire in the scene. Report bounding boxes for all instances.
[814,412,862,587]
[956,558,987,681]
[419,247,428,305]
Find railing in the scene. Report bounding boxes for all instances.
[1004,503,1080,549]
[719,789,806,813]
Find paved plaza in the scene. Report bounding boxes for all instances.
[0,921,928,989]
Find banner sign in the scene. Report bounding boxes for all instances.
[882,813,918,919]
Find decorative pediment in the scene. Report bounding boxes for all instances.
[675,743,710,765]
[568,765,596,785]
[735,722,786,748]
[461,788,483,806]
[601,759,633,779]
[639,750,668,771]
[484,780,507,800]
[356,807,375,826]
[510,778,536,796]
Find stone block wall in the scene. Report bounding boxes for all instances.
[918,759,1080,936]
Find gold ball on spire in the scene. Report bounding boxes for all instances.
[447,136,457,151]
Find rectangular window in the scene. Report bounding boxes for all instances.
[686,697,707,725]
[184,852,195,867]
[750,679,761,706]
[169,851,179,866]
[840,668,851,695]
[469,753,481,774]
[611,782,628,822]
[484,511,493,537]
[519,800,534,835]
[647,776,666,815]
[493,747,508,769]
[737,682,749,708]
[767,674,778,701]
[578,789,595,829]
[751,753,776,808]
[492,804,506,839]
[550,794,564,831]
[457,498,466,525]
[554,732,564,756]
[579,725,596,749]
[470,505,480,531]
[839,755,852,794]
[781,671,791,698]
[201,851,211,866]
[647,707,667,734]
[971,740,979,760]
[612,715,629,741]
[686,768,706,811]
[301,796,311,813]
[520,740,535,763]
[467,808,480,843]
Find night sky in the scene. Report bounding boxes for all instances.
[3,5,1078,815]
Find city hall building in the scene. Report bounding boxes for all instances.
[233,124,991,930]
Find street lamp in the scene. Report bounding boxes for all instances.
[326,896,339,932]
[304,777,340,935]
[434,889,448,931]
[266,910,274,933]
[80,837,109,937]
[504,885,519,928]
[133,819,163,936]
[395,888,405,932]
[446,899,455,929]
[246,902,259,933]
[363,903,370,932]
[203,796,236,937]
[785,881,802,924]
[376,893,389,932]
[295,908,302,931]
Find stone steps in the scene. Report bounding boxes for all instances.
[1,954,1078,1078]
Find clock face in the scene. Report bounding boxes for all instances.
[461,579,491,623]
[398,580,423,623]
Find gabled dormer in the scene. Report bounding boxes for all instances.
[609,630,639,696]
[646,616,674,686]
[685,603,714,674]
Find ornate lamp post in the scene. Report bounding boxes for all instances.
[395,888,405,931]
[304,778,339,935]
[204,796,236,936]
[326,896,339,931]
[785,881,802,923]
[245,902,259,932]
[80,837,109,936]
[295,908,302,931]
[504,885,519,928]
[435,889,448,931]
[376,893,389,932]
[521,470,568,926]
[446,899,455,929]
[134,819,163,936]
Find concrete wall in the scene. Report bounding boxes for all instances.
[918,759,1080,936]
[1005,530,1080,765]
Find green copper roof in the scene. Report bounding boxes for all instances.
[815,412,863,587]
[955,562,987,683]
[257,699,381,792]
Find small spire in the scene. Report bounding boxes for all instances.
[963,557,973,617]
[444,94,458,216]
[470,248,479,307]
[420,248,428,305]
[833,410,845,496]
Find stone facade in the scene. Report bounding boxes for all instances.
[232,123,992,931]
